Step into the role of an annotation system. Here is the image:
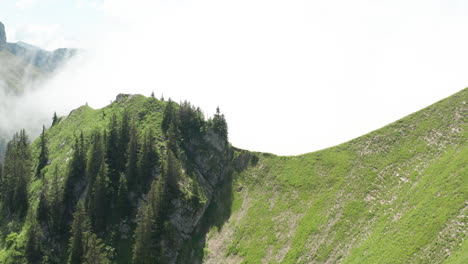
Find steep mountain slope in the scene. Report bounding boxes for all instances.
[0,94,241,263]
[204,88,467,264]
[0,89,465,264]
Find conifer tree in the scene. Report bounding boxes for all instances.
[119,110,131,173]
[162,99,176,134]
[89,161,110,234]
[211,107,228,141]
[67,203,89,264]
[84,233,110,264]
[126,122,139,190]
[37,185,49,225]
[2,130,31,218]
[86,131,104,192]
[25,222,43,263]
[132,176,168,264]
[138,130,159,193]
[106,114,120,190]
[178,101,205,140]
[52,112,58,126]
[165,149,181,188]
[49,165,63,232]
[36,125,49,178]
[117,174,130,220]
[64,133,86,217]
[68,203,111,264]
[132,204,154,264]
[166,122,180,155]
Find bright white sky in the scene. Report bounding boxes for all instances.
[1,0,467,155]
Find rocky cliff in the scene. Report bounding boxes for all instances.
[0,22,6,46]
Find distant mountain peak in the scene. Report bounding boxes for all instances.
[15,41,41,51]
[0,21,6,45]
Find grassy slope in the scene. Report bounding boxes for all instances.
[204,88,467,264]
[30,94,166,181]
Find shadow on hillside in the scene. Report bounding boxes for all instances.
[179,148,255,263]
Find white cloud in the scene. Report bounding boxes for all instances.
[15,0,36,9]
[15,0,468,155]
[8,23,78,50]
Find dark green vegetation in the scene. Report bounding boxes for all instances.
[0,88,466,263]
[0,94,235,263]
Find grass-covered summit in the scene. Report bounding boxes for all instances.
[204,88,467,264]
[0,89,466,264]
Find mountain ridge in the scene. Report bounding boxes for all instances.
[0,89,466,263]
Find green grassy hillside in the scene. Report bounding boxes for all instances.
[204,88,467,264]
[0,89,465,263]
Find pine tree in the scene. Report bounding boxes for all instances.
[52,112,59,126]
[119,110,131,173]
[210,106,228,141]
[88,161,110,234]
[165,149,181,188]
[132,176,168,264]
[162,99,176,134]
[1,130,32,218]
[106,114,120,190]
[64,133,86,218]
[25,222,43,263]
[138,130,159,193]
[126,123,139,190]
[0,164,2,189]
[49,165,63,232]
[68,203,111,264]
[178,101,205,140]
[86,131,104,193]
[36,125,49,178]
[132,205,154,264]
[67,203,89,264]
[117,174,130,220]
[37,185,49,225]
[84,233,110,264]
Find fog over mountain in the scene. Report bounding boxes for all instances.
[0,21,77,159]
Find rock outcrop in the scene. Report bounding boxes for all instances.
[0,22,6,45]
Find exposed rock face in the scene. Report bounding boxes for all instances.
[4,43,78,72]
[165,128,234,263]
[0,22,6,45]
[0,22,77,72]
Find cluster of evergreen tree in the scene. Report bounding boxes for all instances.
[60,111,164,263]
[0,97,229,264]
[0,129,31,219]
